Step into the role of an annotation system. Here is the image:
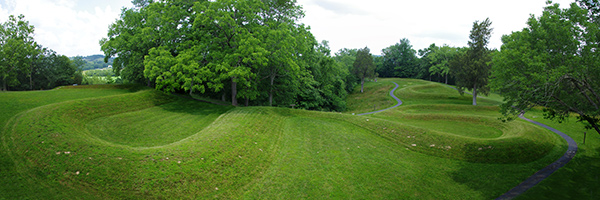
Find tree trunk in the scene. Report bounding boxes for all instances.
[231,77,238,106]
[583,115,600,136]
[269,75,275,106]
[361,78,365,93]
[2,77,6,91]
[472,84,478,106]
[245,98,249,107]
[591,122,600,136]
[222,92,226,102]
[189,80,194,95]
[445,74,448,84]
[30,65,33,90]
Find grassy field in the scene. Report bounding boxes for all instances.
[0,79,591,199]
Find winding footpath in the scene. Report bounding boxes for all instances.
[358,82,578,200]
[357,82,402,116]
[495,114,578,200]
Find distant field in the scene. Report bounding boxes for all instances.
[0,79,593,199]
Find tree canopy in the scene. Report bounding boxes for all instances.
[352,47,376,93]
[428,45,462,84]
[450,18,493,106]
[492,2,600,135]
[0,15,82,91]
[103,0,349,111]
[378,38,418,78]
[333,48,360,93]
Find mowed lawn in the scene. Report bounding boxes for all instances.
[1,79,592,199]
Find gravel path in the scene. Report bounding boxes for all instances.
[357,81,402,116]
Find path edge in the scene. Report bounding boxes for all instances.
[357,81,402,116]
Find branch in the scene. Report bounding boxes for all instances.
[564,74,599,110]
[583,77,600,106]
[551,94,585,117]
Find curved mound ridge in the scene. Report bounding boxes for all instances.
[2,81,566,199]
[345,79,563,164]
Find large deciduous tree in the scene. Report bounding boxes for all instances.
[379,38,418,78]
[104,0,349,111]
[352,47,376,93]
[492,2,600,135]
[101,0,198,86]
[428,45,461,84]
[334,48,359,93]
[450,18,493,106]
[0,15,36,91]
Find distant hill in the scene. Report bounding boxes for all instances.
[71,54,115,71]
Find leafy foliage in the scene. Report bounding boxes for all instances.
[0,14,36,91]
[428,45,462,84]
[450,18,493,106]
[334,48,360,93]
[352,47,376,93]
[103,0,349,111]
[0,15,82,91]
[379,38,419,78]
[492,2,600,134]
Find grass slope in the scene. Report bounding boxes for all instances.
[0,80,580,199]
[517,110,600,199]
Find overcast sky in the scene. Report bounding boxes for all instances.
[0,0,574,57]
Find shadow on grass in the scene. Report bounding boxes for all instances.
[158,97,232,116]
[114,84,152,92]
[449,142,568,199]
[516,147,600,200]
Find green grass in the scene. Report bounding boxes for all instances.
[344,80,398,114]
[0,79,584,199]
[516,109,600,200]
[86,100,230,147]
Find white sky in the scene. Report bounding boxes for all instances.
[0,0,574,57]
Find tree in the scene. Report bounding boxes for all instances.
[491,2,600,135]
[334,48,359,93]
[103,0,349,110]
[417,43,438,81]
[379,38,418,78]
[428,45,461,84]
[450,18,493,105]
[257,0,305,107]
[101,0,197,86]
[193,0,270,106]
[0,14,36,91]
[352,47,376,93]
[297,41,349,111]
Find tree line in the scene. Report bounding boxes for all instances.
[0,15,84,91]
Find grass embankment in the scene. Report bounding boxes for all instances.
[0,79,582,199]
[517,110,600,199]
[0,84,146,198]
[347,79,562,163]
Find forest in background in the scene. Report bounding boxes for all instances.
[71,55,115,71]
